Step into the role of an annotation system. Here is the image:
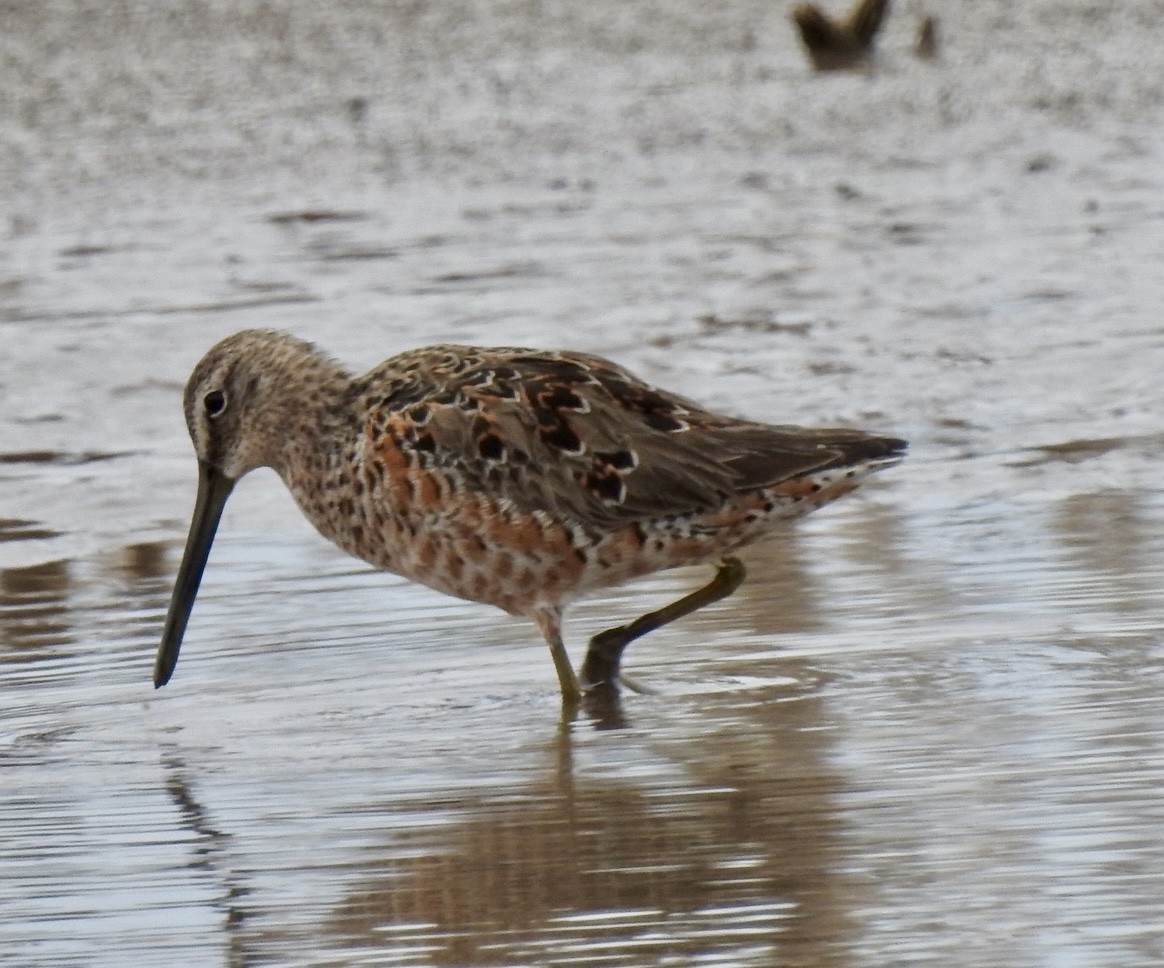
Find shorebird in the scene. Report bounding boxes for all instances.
[153,330,905,703]
[792,0,890,71]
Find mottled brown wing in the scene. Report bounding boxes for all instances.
[364,346,901,528]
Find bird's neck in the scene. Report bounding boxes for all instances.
[265,356,362,533]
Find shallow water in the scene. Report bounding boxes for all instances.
[4,1,1164,965]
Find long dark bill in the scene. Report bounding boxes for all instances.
[153,460,236,688]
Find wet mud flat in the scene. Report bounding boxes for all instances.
[3,1,1164,965]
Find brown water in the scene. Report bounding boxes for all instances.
[4,1,1164,965]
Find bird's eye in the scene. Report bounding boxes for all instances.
[204,390,227,418]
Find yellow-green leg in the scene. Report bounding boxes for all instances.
[533,605,583,706]
[580,556,746,688]
[549,631,582,706]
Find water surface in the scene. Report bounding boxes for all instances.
[3,1,1164,965]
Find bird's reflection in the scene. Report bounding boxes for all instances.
[0,558,72,654]
[162,752,253,968]
[120,540,170,583]
[579,681,629,729]
[327,677,857,966]
[1053,490,1152,616]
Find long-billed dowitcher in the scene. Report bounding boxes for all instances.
[154,330,905,703]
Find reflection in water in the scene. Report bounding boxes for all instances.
[0,516,63,542]
[823,500,953,633]
[105,539,174,652]
[733,527,824,637]
[1053,490,1152,617]
[163,754,252,968]
[0,558,72,654]
[120,540,170,582]
[734,500,924,645]
[0,540,174,665]
[328,691,853,966]
[837,501,910,586]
